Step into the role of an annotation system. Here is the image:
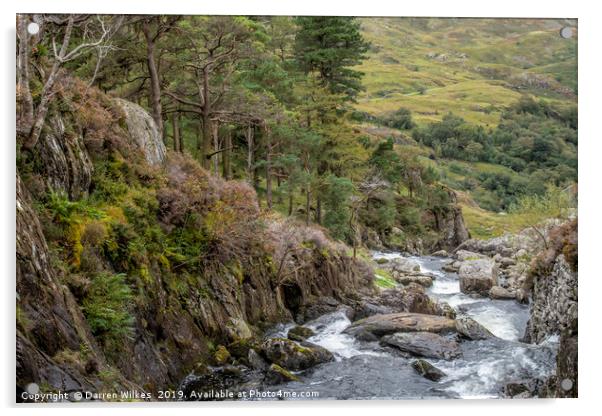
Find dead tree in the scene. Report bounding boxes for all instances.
[18,14,120,150]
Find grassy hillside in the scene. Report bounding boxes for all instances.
[353,18,577,238]
[355,17,577,127]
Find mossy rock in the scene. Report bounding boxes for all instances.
[264,364,300,385]
[287,326,315,342]
[261,338,333,371]
[375,258,389,264]
[227,338,259,360]
[214,345,231,365]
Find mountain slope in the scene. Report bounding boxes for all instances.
[355,17,577,126]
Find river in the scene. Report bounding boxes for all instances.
[261,251,559,400]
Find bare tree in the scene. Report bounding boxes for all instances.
[17,14,120,150]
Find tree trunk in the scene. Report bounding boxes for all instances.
[316,196,322,224]
[265,125,273,210]
[142,21,164,142]
[288,191,294,216]
[16,15,34,137]
[223,128,232,179]
[246,124,254,183]
[201,66,212,169]
[25,16,74,150]
[212,121,219,175]
[305,188,311,226]
[196,121,202,151]
[172,111,180,152]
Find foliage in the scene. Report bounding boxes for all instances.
[294,17,369,101]
[321,175,354,240]
[82,272,134,345]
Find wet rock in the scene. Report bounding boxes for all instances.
[381,332,462,360]
[394,274,433,287]
[260,338,333,371]
[455,316,494,340]
[504,379,540,398]
[441,261,460,272]
[225,318,253,341]
[247,349,268,371]
[355,301,393,320]
[301,296,341,322]
[114,98,166,165]
[357,286,445,319]
[287,326,316,342]
[411,359,446,381]
[515,288,530,304]
[264,364,300,385]
[388,257,421,273]
[458,259,498,296]
[344,312,457,339]
[375,258,389,264]
[437,301,457,319]
[431,250,449,257]
[489,286,516,300]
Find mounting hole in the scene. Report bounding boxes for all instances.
[560,378,573,391]
[27,22,40,35]
[560,27,573,39]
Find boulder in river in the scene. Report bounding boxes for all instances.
[441,261,460,272]
[287,325,316,342]
[260,338,333,371]
[458,259,498,296]
[489,286,516,300]
[247,349,268,371]
[394,274,433,287]
[431,250,449,257]
[388,257,421,273]
[455,316,494,340]
[382,332,462,360]
[344,312,457,339]
[411,359,447,381]
[264,364,300,385]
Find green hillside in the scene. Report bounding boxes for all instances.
[355,17,577,127]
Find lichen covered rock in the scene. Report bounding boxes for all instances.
[114,98,166,166]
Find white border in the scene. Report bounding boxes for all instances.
[2,1,600,415]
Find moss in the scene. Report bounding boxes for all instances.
[16,305,32,332]
[268,364,299,382]
[214,345,231,365]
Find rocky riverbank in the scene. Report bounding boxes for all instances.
[177,221,576,400]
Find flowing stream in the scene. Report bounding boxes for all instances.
[262,251,559,400]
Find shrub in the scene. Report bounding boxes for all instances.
[383,108,415,130]
[82,272,134,347]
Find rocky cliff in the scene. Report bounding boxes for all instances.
[523,219,577,397]
[16,86,374,398]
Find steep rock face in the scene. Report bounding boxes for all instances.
[114,98,166,166]
[522,220,577,397]
[17,97,375,395]
[524,254,577,344]
[16,173,104,394]
[35,115,93,198]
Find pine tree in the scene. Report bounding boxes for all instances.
[294,17,369,101]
